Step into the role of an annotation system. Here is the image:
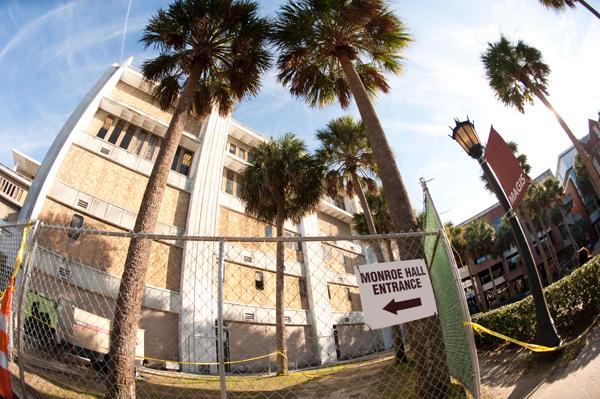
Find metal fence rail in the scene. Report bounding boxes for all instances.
[0,192,479,398]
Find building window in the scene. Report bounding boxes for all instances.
[299,278,307,297]
[264,225,272,238]
[67,214,84,240]
[255,271,264,290]
[144,135,159,161]
[229,143,237,155]
[96,115,114,139]
[238,148,246,161]
[284,232,293,249]
[345,287,352,301]
[179,150,193,176]
[334,196,346,210]
[119,125,135,150]
[132,130,147,156]
[224,169,235,195]
[108,120,126,145]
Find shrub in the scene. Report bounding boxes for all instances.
[471,256,600,348]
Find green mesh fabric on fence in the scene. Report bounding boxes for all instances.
[423,185,480,398]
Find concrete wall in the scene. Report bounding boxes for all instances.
[335,323,383,360]
[0,202,20,222]
[55,145,189,229]
[37,199,182,291]
[110,81,202,134]
[223,261,308,310]
[226,321,318,372]
[322,243,364,274]
[218,207,303,263]
[328,283,361,312]
[317,212,351,236]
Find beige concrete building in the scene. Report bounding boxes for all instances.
[17,58,387,373]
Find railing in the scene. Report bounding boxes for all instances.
[0,175,26,205]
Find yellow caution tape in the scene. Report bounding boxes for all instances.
[0,224,31,302]
[465,314,600,352]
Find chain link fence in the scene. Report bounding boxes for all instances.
[0,190,479,398]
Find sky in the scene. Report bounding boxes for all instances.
[1,0,600,224]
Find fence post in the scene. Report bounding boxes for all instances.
[15,220,41,399]
[217,240,227,399]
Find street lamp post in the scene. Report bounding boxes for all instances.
[451,119,561,348]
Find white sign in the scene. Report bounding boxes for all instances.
[354,259,437,329]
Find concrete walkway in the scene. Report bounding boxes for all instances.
[480,322,600,398]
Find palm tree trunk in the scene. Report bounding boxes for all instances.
[530,86,600,196]
[275,200,288,375]
[105,64,203,399]
[338,52,450,398]
[385,239,394,262]
[577,0,600,20]
[351,172,385,262]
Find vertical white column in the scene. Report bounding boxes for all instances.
[179,110,230,373]
[300,214,337,365]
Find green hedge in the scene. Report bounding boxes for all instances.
[471,255,600,348]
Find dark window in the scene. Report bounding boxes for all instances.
[179,150,193,175]
[238,148,246,160]
[133,130,147,155]
[229,143,236,155]
[171,147,182,171]
[119,125,135,150]
[96,115,114,139]
[108,120,125,144]
[225,169,235,194]
[68,214,84,240]
[346,287,352,301]
[144,135,159,160]
[327,285,331,299]
[299,278,307,297]
[255,271,264,290]
[264,225,272,237]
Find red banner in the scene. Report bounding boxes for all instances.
[484,127,530,210]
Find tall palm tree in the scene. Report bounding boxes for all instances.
[523,182,557,283]
[482,36,600,197]
[316,116,384,262]
[272,4,450,395]
[463,219,499,308]
[445,221,484,309]
[239,133,324,375]
[106,1,270,397]
[538,0,600,21]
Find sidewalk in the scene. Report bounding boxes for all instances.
[480,322,600,398]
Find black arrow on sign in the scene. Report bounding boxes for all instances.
[383,298,422,315]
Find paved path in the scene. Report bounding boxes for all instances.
[480,322,600,398]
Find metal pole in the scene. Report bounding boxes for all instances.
[217,240,227,399]
[479,159,561,347]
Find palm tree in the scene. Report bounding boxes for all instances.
[353,189,394,260]
[239,133,324,375]
[482,36,600,197]
[445,221,484,309]
[463,219,499,308]
[106,2,270,397]
[316,116,384,262]
[523,182,557,283]
[538,0,600,21]
[272,4,450,395]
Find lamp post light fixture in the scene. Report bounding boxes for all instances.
[450,118,561,349]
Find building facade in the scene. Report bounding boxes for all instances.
[458,171,577,313]
[15,58,387,373]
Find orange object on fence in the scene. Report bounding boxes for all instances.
[0,277,14,399]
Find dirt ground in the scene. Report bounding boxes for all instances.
[10,353,467,399]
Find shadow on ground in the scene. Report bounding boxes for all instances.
[479,320,600,398]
